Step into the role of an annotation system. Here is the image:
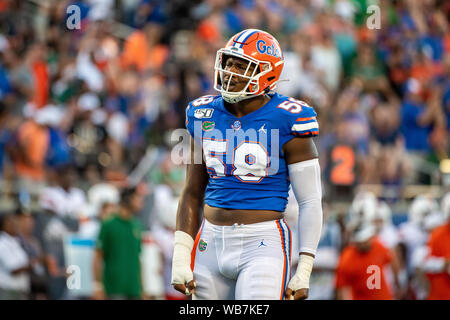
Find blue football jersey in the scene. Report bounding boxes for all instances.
[185,92,319,212]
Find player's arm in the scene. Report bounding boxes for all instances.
[282,137,323,300]
[171,136,209,295]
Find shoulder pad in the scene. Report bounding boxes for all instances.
[275,97,319,137]
[186,95,220,137]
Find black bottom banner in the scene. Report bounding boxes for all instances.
[0,299,444,319]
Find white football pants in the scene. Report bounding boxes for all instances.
[192,218,292,300]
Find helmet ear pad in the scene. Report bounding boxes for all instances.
[249,83,259,92]
[254,64,277,93]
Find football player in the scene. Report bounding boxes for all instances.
[171,29,323,300]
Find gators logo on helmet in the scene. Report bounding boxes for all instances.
[214,29,284,104]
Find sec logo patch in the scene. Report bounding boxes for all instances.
[194,108,214,119]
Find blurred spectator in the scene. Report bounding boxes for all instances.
[28,43,50,110]
[120,22,169,73]
[15,207,47,300]
[400,78,442,153]
[0,54,12,101]
[44,105,72,169]
[35,166,82,300]
[350,44,385,92]
[77,182,120,239]
[69,92,108,173]
[76,34,106,93]
[149,154,185,195]
[11,108,51,198]
[40,165,87,220]
[0,101,13,178]
[93,186,144,300]
[0,212,33,299]
[311,31,341,93]
[87,0,115,22]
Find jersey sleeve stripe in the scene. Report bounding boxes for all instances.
[291,122,319,132]
[239,30,259,48]
[296,117,316,122]
[276,220,289,300]
[293,131,319,136]
[235,29,259,48]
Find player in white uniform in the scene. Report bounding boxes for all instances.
[398,195,440,273]
[398,195,440,298]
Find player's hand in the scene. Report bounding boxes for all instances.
[171,231,196,296]
[171,262,196,295]
[285,254,314,300]
[173,279,196,296]
[285,287,309,300]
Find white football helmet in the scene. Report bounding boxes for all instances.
[408,195,439,226]
[348,191,377,229]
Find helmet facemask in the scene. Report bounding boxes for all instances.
[214,48,272,104]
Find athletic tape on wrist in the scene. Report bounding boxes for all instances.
[174,230,194,250]
[171,231,195,286]
[289,254,314,290]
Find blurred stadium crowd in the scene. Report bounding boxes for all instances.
[0,0,449,300]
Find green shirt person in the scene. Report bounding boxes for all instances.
[93,187,144,299]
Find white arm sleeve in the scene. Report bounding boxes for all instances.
[288,158,323,256]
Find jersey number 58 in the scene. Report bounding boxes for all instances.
[202,139,269,182]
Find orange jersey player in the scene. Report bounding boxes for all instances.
[424,220,450,300]
[335,226,396,300]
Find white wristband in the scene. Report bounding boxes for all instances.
[287,254,314,293]
[171,231,195,292]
